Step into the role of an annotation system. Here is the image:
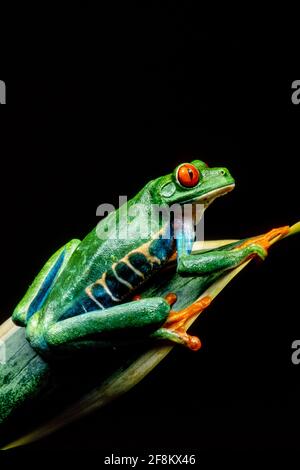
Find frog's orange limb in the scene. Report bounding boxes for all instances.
[235,226,290,251]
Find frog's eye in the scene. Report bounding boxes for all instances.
[176,163,200,188]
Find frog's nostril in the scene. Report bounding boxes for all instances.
[220,170,226,176]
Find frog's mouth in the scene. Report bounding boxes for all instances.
[193,183,235,208]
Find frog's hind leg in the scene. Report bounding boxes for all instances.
[151,295,212,351]
[12,239,81,327]
[41,297,171,352]
[37,295,210,354]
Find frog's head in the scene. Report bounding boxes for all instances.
[151,160,235,208]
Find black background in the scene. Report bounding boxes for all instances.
[0,5,300,453]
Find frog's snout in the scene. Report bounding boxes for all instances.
[219,167,231,178]
[210,166,234,181]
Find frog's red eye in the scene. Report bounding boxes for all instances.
[177,163,200,188]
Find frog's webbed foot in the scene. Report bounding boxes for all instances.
[151,294,212,351]
[165,295,211,329]
[236,226,290,254]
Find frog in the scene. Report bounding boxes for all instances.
[12,160,289,358]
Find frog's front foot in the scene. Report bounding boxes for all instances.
[236,225,290,258]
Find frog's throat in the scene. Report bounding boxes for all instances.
[189,183,235,209]
[186,183,235,227]
[175,183,235,257]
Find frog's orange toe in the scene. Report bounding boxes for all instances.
[188,335,202,351]
[172,329,202,351]
[165,295,212,327]
[164,292,177,306]
[133,294,142,301]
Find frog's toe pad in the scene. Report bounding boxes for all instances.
[172,328,202,351]
[186,334,202,351]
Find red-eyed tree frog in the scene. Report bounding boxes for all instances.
[12,160,289,357]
